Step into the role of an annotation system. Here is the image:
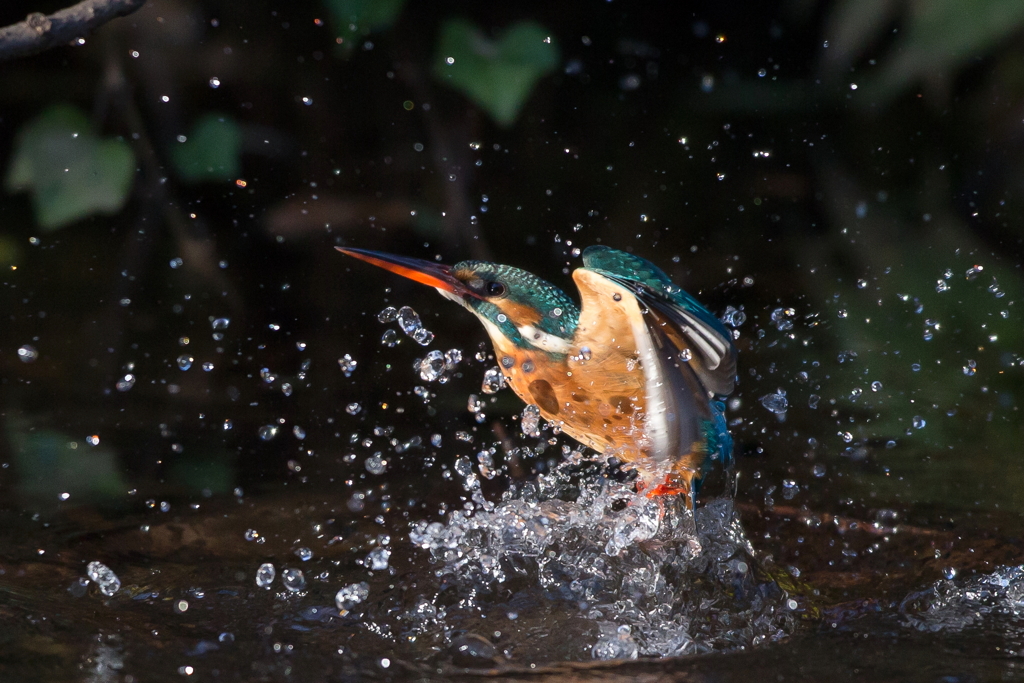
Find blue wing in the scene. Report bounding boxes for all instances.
[581,246,737,398]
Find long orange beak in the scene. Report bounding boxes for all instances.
[335,247,473,297]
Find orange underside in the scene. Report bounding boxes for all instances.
[482,268,708,506]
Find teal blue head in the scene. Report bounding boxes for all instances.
[337,248,579,354]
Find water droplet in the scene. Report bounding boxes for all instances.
[282,568,306,592]
[521,404,542,437]
[211,317,230,330]
[366,547,391,570]
[116,374,136,392]
[412,327,435,346]
[770,308,795,331]
[258,425,279,441]
[481,367,505,394]
[963,360,977,376]
[338,354,357,377]
[721,306,746,327]
[244,529,260,541]
[759,389,788,415]
[871,381,883,392]
[293,425,306,440]
[397,306,422,335]
[808,394,820,409]
[176,355,193,371]
[87,561,121,596]
[417,350,447,382]
[253,565,274,589]
[346,402,361,415]
[281,382,293,396]
[377,306,398,323]
[912,416,926,429]
[381,329,400,347]
[295,547,313,561]
[17,345,38,362]
[335,582,370,612]
[935,280,950,293]
[365,453,387,475]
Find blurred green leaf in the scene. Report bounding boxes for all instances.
[0,234,22,267]
[4,104,135,231]
[827,0,1024,103]
[435,19,559,127]
[807,216,1024,510]
[170,114,242,183]
[323,0,407,45]
[166,453,235,494]
[8,419,128,506]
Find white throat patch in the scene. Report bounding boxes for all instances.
[516,324,572,354]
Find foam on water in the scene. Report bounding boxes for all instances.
[902,565,1024,633]
[406,458,794,659]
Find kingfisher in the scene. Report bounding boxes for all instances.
[337,245,737,507]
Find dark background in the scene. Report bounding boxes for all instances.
[2,0,1023,522]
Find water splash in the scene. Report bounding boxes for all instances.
[405,463,793,658]
[902,565,1024,633]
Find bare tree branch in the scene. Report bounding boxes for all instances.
[0,0,147,62]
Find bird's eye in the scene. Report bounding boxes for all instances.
[486,281,506,297]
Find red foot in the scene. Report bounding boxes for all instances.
[644,481,688,498]
[636,474,689,498]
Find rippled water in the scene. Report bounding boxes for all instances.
[3,470,1024,682]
